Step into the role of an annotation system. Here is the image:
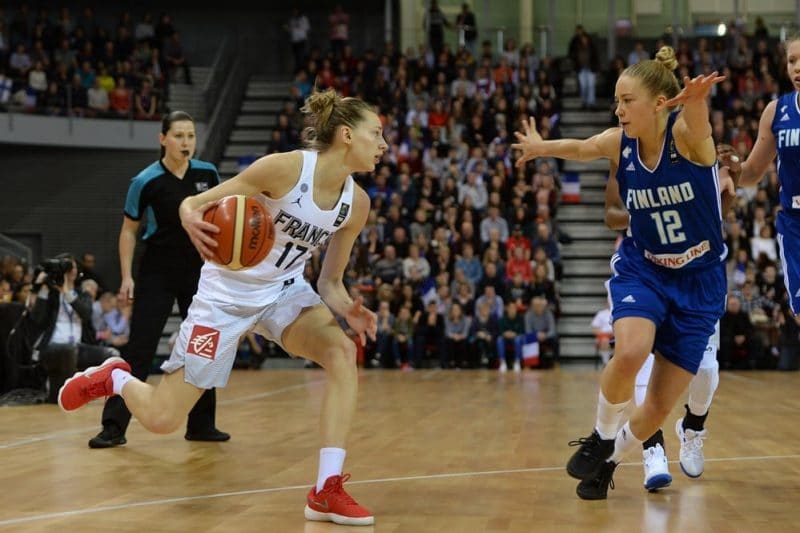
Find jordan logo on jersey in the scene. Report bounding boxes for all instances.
[187,325,220,359]
[291,196,303,207]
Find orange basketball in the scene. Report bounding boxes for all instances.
[202,195,275,270]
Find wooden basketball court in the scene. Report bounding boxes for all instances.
[1,367,798,532]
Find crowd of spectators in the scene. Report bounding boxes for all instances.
[274,8,584,371]
[0,5,191,119]
[2,8,799,375]
[273,11,800,371]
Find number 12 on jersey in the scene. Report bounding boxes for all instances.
[650,210,686,245]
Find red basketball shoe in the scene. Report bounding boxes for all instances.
[58,357,131,412]
[304,474,374,526]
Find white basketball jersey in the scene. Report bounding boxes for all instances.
[199,150,355,302]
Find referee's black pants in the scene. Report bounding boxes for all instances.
[101,247,218,435]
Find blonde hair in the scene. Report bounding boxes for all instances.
[622,46,680,108]
[300,88,374,151]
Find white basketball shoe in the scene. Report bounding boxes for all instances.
[676,418,707,478]
[642,443,672,491]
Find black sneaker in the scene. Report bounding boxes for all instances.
[88,427,127,449]
[567,430,615,480]
[185,428,231,442]
[576,460,617,500]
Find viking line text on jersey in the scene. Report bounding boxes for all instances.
[624,181,696,211]
[274,209,332,246]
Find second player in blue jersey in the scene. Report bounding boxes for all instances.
[512,46,732,500]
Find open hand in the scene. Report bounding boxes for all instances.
[716,143,741,176]
[665,72,726,107]
[511,116,544,168]
[345,296,377,345]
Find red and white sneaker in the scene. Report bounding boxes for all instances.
[58,357,131,412]
[304,474,374,526]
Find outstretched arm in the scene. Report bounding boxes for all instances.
[668,72,725,165]
[511,116,621,167]
[738,100,778,187]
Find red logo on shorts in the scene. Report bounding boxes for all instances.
[187,325,220,359]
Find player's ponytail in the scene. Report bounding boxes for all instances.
[623,46,681,109]
[301,88,373,152]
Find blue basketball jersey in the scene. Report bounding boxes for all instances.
[616,112,727,270]
[772,92,800,215]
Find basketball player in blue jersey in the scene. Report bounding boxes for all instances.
[58,88,386,526]
[620,144,740,491]
[513,46,728,499]
[724,36,800,316]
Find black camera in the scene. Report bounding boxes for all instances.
[34,257,74,288]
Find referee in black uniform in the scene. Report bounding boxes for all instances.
[90,111,230,447]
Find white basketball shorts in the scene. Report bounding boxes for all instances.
[160,276,322,388]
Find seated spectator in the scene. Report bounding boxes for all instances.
[443,302,471,368]
[591,301,613,366]
[524,295,559,366]
[86,78,110,117]
[413,300,444,368]
[477,261,505,297]
[504,271,531,312]
[391,306,415,370]
[719,295,762,370]
[9,43,32,80]
[134,77,159,120]
[454,241,482,288]
[40,81,66,116]
[67,74,88,116]
[96,65,116,94]
[505,245,533,283]
[110,77,132,117]
[496,301,524,372]
[27,60,47,96]
[373,301,395,368]
[469,300,498,367]
[452,280,475,317]
[373,244,403,285]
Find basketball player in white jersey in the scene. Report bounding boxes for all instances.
[58,88,386,526]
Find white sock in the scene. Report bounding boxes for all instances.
[316,447,346,492]
[595,390,630,440]
[609,421,644,463]
[687,361,719,417]
[633,353,654,406]
[599,349,612,365]
[111,368,134,395]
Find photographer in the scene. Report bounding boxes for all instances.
[29,253,118,403]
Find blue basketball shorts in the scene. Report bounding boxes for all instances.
[608,249,726,374]
[776,210,800,315]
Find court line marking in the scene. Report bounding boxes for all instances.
[1,453,799,527]
[0,379,328,450]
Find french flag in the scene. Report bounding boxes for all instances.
[561,172,581,204]
[419,276,438,306]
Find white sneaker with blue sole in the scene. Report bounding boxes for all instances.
[643,443,672,491]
